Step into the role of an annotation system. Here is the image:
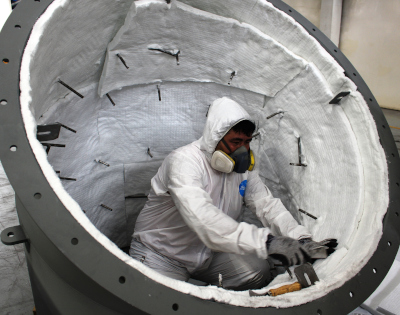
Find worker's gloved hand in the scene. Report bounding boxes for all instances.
[266,235,311,267]
[298,238,338,259]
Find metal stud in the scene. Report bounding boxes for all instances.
[95,159,110,167]
[116,53,129,69]
[57,79,84,98]
[290,137,307,167]
[228,71,236,85]
[299,209,318,220]
[100,204,113,211]
[106,93,116,106]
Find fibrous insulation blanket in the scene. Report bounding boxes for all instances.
[19,0,388,308]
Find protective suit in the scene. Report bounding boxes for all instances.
[131,97,311,282]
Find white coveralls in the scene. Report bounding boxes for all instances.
[130,97,311,290]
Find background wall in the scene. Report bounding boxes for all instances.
[283,0,400,110]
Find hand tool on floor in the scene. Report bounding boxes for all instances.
[249,263,319,297]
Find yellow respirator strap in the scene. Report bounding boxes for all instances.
[248,150,255,171]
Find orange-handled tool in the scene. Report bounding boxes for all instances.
[249,263,319,297]
[268,282,302,296]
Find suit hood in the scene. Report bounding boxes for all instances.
[200,97,254,155]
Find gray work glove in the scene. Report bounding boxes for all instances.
[298,238,338,259]
[266,235,311,267]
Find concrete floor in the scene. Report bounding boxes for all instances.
[0,108,400,315]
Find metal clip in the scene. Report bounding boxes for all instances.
[37,124,62,141]
[148,48,180,65]
[218,274,223,288]
[329,91,350,104]
[57,79,84,99]
[95,159,110,167]
[267,111,284,120]
[228,71,236,85]
[290,137,307,167]
[299,209,318,220]
[57,123,77,133]
[41,143,66,154]
[59,176,76,181]
[116,53,129,69]
[205,104,211,117]
[1,225,28,246]
[100,204,113,211]
[106,93,116,106]
[157,85,161,101]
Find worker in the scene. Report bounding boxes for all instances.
[130,97,336,290]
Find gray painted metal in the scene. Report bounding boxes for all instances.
[1,225,28,245]
[0,0,399,314]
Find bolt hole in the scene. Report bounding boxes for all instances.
[15,25,21,29]
[349,291,354,297]
[334,49,337,52]
[382,125,386,129]
[172,303,179,311]
[369,98,373,101]
[388,241,392,246]
[288,9,292,12]
[392,153,396,157]
[317,310,322,315]
[119,276,126,284]
[0,99,7,105]
[34,193,42,199]
[373,268,377,274]
[34,0,40,2]
[312,28,316,31]
[10,145,17,152]
[71,238,79,245]
[3,59,9,64]
[396,183,399,187]
[7,232,15,238]
[396,212,399,217]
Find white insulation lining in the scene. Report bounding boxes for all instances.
[19,0,388,309]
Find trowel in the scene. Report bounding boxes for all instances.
[249,263,319,297]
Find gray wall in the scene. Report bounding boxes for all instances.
[283,0,400,110]
[340,0,400,110]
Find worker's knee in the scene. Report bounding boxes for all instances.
[224,257,273,291]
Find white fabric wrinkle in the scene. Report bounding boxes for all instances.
[99,1,306,97]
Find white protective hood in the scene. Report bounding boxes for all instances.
[200,97,254,155]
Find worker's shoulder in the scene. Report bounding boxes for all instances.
[168,140,205,164]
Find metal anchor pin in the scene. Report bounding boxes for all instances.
[116,53,129,69]
[267,111,284,120]
[106,93,116,106]
[95,159,110,167]
[299,209,318,220]
[290,137,307,167]
[100,204,113,211]
[57,79,84,99]
[228,71,236,85]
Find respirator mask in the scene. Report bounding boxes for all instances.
[211,139,255,173]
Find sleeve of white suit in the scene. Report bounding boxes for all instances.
[244,171,312,240]
[165,151,271,259]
